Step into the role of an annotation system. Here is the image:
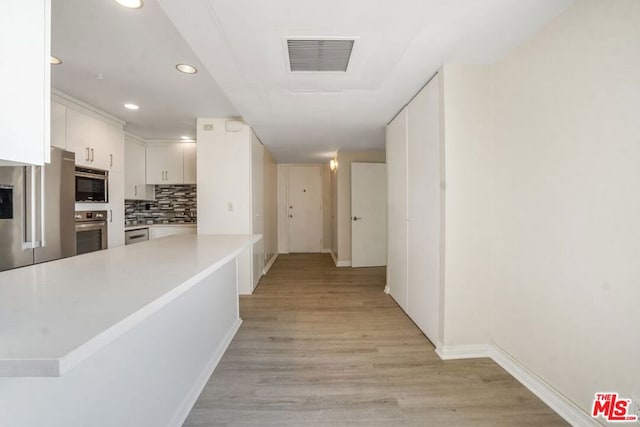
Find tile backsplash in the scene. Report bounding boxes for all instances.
[125,185,196,225]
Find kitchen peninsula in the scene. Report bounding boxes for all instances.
[0,234,259,427]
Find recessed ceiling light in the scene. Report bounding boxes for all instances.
[176,64,198,74]
[123,103,139,110]
[50,56,62,65]
[114,0,143,9]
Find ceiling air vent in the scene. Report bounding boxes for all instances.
[287,39,354,72]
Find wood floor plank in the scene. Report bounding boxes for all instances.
[183,254,567,426]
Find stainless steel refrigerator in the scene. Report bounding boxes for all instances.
[0,148,76,272]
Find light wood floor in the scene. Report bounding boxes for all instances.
[183,254,567,426]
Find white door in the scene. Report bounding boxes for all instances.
[386,108,409,310]
[288,165,322,252]
[407,73,441,344]
[351,163,387,267]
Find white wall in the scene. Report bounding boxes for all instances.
[263,149,278,268]
[330,163,338,258]
[489,0,640,412]
[439,0,640,416]
[196,118,252,235]
[440,65,494,347]
[321,163,332,252]
[277,165,289,254]
[335,150,386,265]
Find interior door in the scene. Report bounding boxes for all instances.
[407,73,441,344]
[386,108,409,310]
[351,163,387,267]
[288,165,322,252]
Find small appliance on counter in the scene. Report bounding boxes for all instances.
[75,166,108,203]
[75,210,108,255]
[0,148,76,272]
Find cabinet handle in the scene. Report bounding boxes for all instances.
[85,147,90,161]
[134,185,137,196]
[109,209,113,223]
[90,148,95,162]
[110,153,113,167]
[165,171,168,181]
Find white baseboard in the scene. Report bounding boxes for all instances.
[330,251,338,266]
[434,342,598,426]
[263,253,278,275]
[321,248,332,253]
[329,251,352,267]
[488,344,599,427]
[434,344,489,360]
[170,318,243,427]
[384,285,390,294]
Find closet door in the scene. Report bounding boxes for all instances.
[386,107,409,311]
[407,74,441,344]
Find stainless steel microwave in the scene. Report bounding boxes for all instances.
[75,167,109,203]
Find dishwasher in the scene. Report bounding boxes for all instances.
[125,228,149,245]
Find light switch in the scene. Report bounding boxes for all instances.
[227,202,234,212]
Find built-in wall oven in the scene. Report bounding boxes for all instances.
[75,167,108,203]
[75,210,108,255]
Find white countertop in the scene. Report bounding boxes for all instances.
[0,234,259,377]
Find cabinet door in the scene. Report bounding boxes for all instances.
[66,108,91,166]
[107,170,125,248]
[92,119,124,172]
[164,144,184,184]
[51,102,66,150]
[251,133,264,291]
[145,146,166,184]
[182,143,197,184]
[0,1,50,165]
[125,140,145,199]
[406,74,441,344]
[386,107,409,312]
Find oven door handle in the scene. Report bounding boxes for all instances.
[75,221,108,231]
[75,171,108,180]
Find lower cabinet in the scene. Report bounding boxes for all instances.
[149,226,196,240]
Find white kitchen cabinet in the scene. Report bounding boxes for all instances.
[51,102,66,150]
[0,1,50,166]
[386,73,442,346]
[149,225,196,240]
[183,143,197,184]
[125,137,154,200]
[146,143,194,185]
[107,171,125,248]
[66,108,124,172]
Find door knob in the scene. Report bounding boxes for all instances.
[289,214,293,218]
[352,216,361,221]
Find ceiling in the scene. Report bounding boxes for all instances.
[52,0,574,162]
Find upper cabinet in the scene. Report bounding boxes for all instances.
[183,143,197,184]
[66,108,124,172]
[0,1,51,165]
[146,143,196,185]
[125,137,154,200]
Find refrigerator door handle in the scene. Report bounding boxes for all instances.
[23,166,40,249]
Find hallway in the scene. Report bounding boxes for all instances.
[184,254,566,426]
